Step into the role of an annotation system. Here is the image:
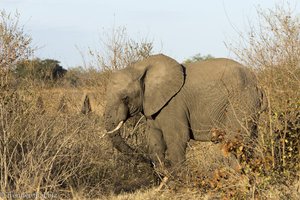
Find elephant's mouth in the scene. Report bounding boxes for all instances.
[129,108,141,117]
[107,121,124,134]
[128,103,142,117]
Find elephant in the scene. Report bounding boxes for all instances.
[104,54,265,168]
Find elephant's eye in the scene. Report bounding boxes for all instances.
[121,96,129,103]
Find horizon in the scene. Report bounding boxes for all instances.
[1,0,299,68]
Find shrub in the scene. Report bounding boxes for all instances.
[228,3,300,199]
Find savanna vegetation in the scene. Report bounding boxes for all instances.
[0,3,299,199]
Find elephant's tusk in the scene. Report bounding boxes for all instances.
[107,121,124,134]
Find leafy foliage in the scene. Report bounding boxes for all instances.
[183,53,214,64]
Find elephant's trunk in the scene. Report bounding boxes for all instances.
[104,114,151,164]
[108,129,135,154]
[106,120,135,154]
[108,129,151,164]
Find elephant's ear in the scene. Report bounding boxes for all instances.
[138,54,185,117]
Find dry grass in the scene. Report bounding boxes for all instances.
[1,3,300,199]
[0,12,156,198]
[0,87,157,198]
[35,88,106,115]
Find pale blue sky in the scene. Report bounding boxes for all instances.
[1,0,299,68]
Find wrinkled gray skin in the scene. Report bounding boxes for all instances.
[104,54,264,168]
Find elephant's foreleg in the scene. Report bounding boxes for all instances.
[162,127,190,168]
[147,127,166,167]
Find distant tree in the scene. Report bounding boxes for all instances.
[183,53,214,64]
[38,59,67,80]
[15,58,67,82]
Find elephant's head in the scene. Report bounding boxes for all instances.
[103,54,184,159]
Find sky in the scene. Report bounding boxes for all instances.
[1,0,299,68]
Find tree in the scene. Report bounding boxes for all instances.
[15,58,67,82]
[183,53,214,64]
[0,10,34,192]
[0,11,33,78]
[89,26,153,70]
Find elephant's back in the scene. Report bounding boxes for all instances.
[184,58,245,83]
[187,58,242,68]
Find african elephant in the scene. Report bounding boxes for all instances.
[104,54,265,168]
